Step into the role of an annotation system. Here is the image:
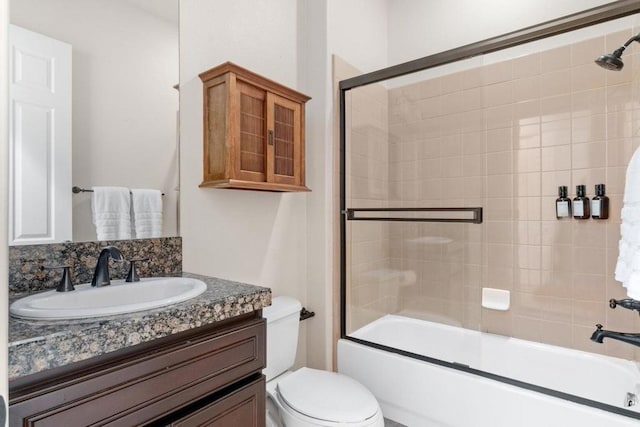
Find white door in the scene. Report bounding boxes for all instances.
[9,24,72,245]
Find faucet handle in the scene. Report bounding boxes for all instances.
[125,258,149,283]
[42,265,75,292]
[609,298,640,312]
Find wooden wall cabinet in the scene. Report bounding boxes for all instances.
[199,62,311,192]
[9,312,266,426]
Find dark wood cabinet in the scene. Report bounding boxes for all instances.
[9,312,266,427]
[199,62,311,192]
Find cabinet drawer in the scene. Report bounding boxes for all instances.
[10,315,266,426]
[168,376,265,427]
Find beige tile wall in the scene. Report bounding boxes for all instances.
[343,60,392,333]
[347,29,640,361]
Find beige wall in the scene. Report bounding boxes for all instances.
[179,0,391,373]
[179,0,310,367]
[346,23,640,361]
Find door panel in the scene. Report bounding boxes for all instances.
[235,80,266,183]
[266,93,300,186]
[9,25,71,245]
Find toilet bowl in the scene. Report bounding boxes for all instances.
[266,368,384,427]
[263,297,384,427]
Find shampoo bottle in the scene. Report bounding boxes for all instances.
[556,186,571,219]
[591,184,609,220]
[573,185,590,220]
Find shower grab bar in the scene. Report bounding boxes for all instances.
[344,207,482,224]
[72,186,165,196]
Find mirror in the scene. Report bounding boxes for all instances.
[9,0,179,243]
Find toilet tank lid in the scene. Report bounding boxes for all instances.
[262,296,302,323]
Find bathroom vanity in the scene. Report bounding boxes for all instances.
[8,273,270,426]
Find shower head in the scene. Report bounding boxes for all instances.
[595,33,640,71]
[595,48,625,70]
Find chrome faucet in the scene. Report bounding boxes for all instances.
[91,246,123,287]
[590,324,640,348]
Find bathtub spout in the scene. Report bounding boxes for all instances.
[591,324,640,347]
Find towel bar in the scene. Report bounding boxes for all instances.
[72,186,165,196]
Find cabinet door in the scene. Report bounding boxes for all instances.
[234,80,267,183]
[266,93,301,186]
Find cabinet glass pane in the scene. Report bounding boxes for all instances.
[274,104,294,177]
[240,93,265,173]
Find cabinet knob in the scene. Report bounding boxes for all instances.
[268,130,274,146]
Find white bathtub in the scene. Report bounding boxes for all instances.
[338,315,640,427]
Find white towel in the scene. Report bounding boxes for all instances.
[91,186,132,241]
[615,146,640,299]
[131,189,163,238]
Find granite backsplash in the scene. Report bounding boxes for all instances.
[9,237,182,295]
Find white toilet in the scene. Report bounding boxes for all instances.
[263,296,384,427]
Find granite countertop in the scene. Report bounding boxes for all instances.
[8,272,271,380]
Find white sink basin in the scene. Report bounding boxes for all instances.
[10,277,207,320]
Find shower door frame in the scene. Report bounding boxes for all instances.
[339,0,640,420]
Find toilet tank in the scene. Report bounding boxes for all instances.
[262,296,302,381]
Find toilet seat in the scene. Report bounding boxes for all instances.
[276,367,380,423]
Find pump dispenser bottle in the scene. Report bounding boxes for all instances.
[556,186,571,219]
[591,184,609,220]
[573,185,590,220]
